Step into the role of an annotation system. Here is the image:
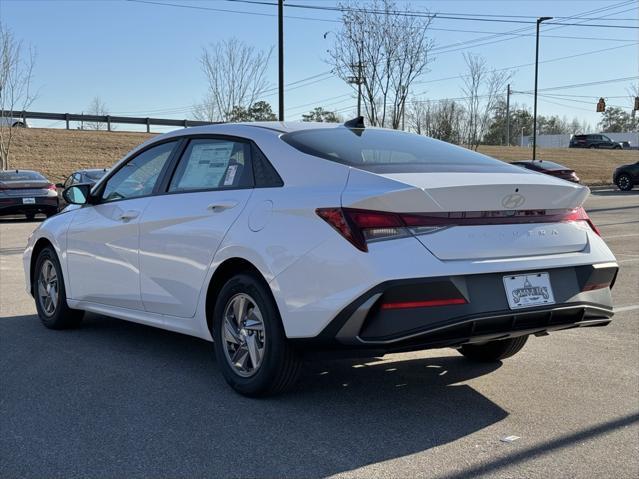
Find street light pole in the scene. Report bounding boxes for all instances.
[532,16,552,161]
[278,0,284,121]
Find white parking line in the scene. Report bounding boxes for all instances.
[614,304,639,313]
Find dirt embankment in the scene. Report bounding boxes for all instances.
[7,127,637,185]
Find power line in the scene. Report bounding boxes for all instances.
[519,76,639,93]
[413,42,638,94]
[225,0,639,29]
[227,0,638,21]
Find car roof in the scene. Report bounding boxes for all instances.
[77,168,108,173]
[0,169,39,174]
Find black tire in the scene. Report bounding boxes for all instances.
[211,273,301,397]
[33,246,84,329]
[615,173,634,191]
[12,122,26,128]
[589,145,597,149]
[458,336,529,362]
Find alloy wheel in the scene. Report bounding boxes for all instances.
[38,259,59,316]
[222,293,266,377]
[617,175,631,191]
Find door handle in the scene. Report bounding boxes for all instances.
[118,210,139,221]
[207,201,238,212]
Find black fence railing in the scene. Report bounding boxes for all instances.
[5,110,218,132]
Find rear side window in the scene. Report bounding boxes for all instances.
[281,128,517,174]
[168,139,253,192]
[85,170,106,181]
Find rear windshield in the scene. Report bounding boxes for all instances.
[535,161,569,170]
[84,170,107,181]
[0,171,46,181]
[281,128,517,174]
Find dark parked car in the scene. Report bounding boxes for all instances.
[0,170,59,219]
[510,160,580,183]
[57,168,109,208]
[569,134,622,149]
[613,161,639,191]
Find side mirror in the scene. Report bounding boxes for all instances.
[62,184,93,205]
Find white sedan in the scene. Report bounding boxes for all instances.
[23,120,618,396]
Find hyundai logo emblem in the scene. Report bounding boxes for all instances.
[501,193,526,209]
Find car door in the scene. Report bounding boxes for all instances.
[66,140,179,310]
[138,137,254,317]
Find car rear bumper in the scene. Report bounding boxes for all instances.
[290,263,617,356]
[0,197,58,215]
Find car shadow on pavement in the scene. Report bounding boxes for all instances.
[590,189,639,197]
[0,216,45,224]
[1,313,506,479]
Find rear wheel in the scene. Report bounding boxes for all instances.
[211,273,301,397]
[616,173,634,191]
[458,336,528,362]
[34,247,84,329]
[589,145,597,149]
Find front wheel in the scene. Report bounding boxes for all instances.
[458,336,529,362]
[616,174,634,191]
[212,273,302,397]
[34,246,84,329]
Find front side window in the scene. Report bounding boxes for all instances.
[168,139,253,192]
[282,127,518,174]
[101,141,176,202]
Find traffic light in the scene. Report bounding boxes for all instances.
[596,98,606,113]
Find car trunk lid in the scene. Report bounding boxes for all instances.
[341,169,591,260]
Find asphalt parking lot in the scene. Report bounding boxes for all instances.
[1,189,638,479]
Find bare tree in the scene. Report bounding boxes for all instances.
[327,0,434,128]
[461,53,512,150]
[408,99,465,143]
[194,38,273,122]
[0,24,36,170]
[83,96,110,130]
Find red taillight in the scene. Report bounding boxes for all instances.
[316,206,601,251]
[380,298,467,310]
[316,208,365,251]
[564,207,600,236]
[47,184,57,191]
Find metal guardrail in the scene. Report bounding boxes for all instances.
[7,110,218,132]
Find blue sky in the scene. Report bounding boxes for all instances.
[2,0,637,131]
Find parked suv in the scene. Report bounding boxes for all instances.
[569,134,622,149]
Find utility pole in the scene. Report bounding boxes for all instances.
[505,83,511,146]
[532,16,552,161]
[278,0,284,121]
[347,60,364,117]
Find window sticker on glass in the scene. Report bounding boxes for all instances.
[178,143,233,189]
[223,164,238,186]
